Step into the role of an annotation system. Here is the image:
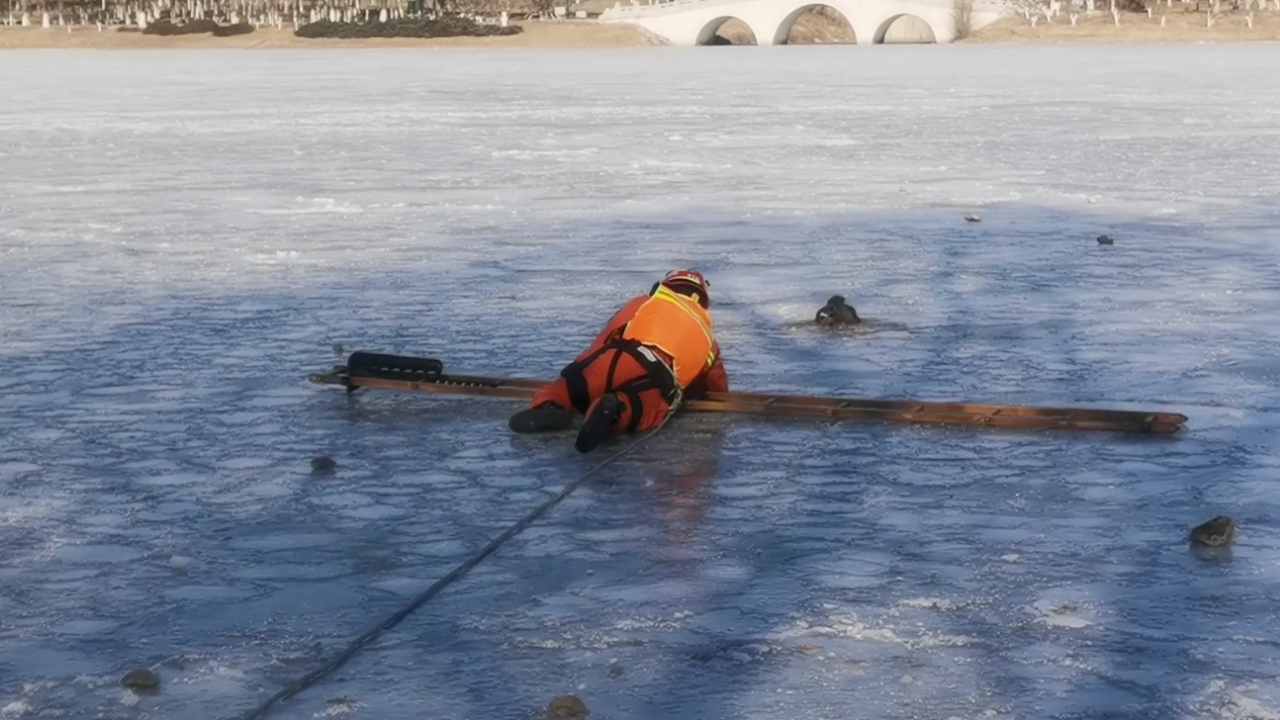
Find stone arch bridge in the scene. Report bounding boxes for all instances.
[599,0,1012,45]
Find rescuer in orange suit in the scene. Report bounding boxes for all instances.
[508,269,729,454]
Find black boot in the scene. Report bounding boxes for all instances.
[575,394,623,454]
[509,402,575,434]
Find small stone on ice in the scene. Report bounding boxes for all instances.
[168,555,191,570]
[311,456,337,473]
[121,668,159,691]
[546,695,588,718]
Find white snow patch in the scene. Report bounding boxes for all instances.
[1029,596,1094,629]
[772,612,972,649]
[249,197,363,215]
[313,699,362,718]
[1,701,31,718]
[898,597,956,611]
[1187,679,1280,720]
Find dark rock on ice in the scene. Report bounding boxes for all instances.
[121,668,159,691]
[311,456,338,473]
[546,694,588,718]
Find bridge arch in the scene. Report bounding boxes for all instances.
[701,15,757,44]
[771,4,856,45]
[873,13,937,43]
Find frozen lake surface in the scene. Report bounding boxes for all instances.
[2,44,1280,720]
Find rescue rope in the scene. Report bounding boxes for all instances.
[230,395,681,720]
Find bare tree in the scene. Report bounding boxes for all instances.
[519,0,550,17]
[1013,0,1050,24]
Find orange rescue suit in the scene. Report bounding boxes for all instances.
[621,285,718,388]
[529,288,729,434]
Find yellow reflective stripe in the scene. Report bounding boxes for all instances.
[652,287,716,367]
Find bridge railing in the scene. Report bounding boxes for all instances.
[600,0,705,16]
[600,0,1017,17]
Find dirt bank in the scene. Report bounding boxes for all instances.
[0,20,662,49]
[964,9,1280,43]
[3,9,1279,49]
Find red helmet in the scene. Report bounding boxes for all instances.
[660,269,711,309]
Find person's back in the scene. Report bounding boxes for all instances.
[621,283,717,389]
[509,269,728,453]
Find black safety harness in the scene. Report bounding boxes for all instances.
[559,334,680,433]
